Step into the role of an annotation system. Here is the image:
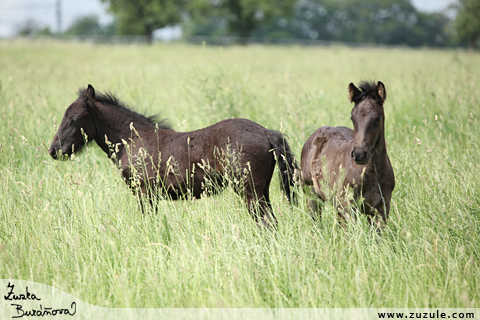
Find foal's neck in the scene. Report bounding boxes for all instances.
[367,128,388,170]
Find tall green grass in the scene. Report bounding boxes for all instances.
[0,41,479,307]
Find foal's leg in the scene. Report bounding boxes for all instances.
[305,185,324,221]
[338,201,357,223]
[366,204,387,236]
[336,201,357,230]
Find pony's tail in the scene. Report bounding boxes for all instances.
[267,130,298,204]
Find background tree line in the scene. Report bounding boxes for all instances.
[18,0,480,49]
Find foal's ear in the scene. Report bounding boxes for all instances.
[376,81,386,102]
[348,83,361,103]
[85,84,96,100]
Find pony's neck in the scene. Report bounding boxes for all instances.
[89,102,153,157]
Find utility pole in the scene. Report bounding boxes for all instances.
[56,0,62,33]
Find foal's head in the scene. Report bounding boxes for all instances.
[49,85,97,159]
[348,80,386,165]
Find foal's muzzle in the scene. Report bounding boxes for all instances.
[351,146,371,165]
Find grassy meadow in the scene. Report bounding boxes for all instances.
[0,40,479,308]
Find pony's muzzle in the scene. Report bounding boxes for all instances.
[351,146,370,165]
[49,146,58,159]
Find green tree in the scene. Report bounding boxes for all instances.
[16,19,40,37]
[100,0,184,43]
[16,20,53,38]
[286,0,450,47]
[64,15,102,36]
[36,27,53,36]
[190,0,297,44]
[64,15,117,36]
[453,0,480,49]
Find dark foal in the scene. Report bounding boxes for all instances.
[301,81,395,234]
[49,85,297,228]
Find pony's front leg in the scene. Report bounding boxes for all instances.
[133,185,148,214]
[133,184,158,214]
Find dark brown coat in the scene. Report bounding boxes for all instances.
[49,85,297,228]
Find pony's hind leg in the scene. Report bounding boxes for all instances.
[233,154,277,229]
[245,192,277,229]
[241,172,277,229]
[261,187,278,228]
[243,159,278,229]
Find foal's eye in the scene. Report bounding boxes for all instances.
[71,118,79,125]
[373,117,381,125]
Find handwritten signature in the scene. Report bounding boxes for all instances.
[4,282,76,318]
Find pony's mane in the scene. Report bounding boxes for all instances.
[77,88,172,130]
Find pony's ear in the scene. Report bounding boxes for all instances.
[348,83,361,103]
[85,84,95,100]
[376,81,386,102]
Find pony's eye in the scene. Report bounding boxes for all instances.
[374,117,381,125]
[71,118,79,125]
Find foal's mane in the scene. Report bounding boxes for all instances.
[77,88,172,130]
[356,80,382,103]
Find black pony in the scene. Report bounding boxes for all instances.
[49,85,298,228]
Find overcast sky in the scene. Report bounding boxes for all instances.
[0,0,457,38]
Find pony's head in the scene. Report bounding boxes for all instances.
[348,80,386,165]
[49,85,97,159]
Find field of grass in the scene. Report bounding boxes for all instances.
[0,40,479,308]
